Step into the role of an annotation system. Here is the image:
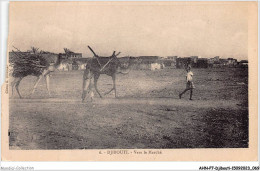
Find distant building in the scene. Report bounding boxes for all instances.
[208,56,221,68]
[190,56,199,63]
[74,57,90,63]
[208,56,220,64]
[214,56,220,62]
[227,58,238,67]
[138,56,159,63]
[160,56,177,68]
[79,63,87,70]
[197,58,208,68]
[167,56,178,61]
[151,63,161,70]
[176,57,191,68]
[60,52,82,59]
[176,56,199,68]
[135,56,161,70]
[57,63,69,71]
[219,59,229,66]
[190,56,199,68]
[238,60,248,67]
[118,56,133,64]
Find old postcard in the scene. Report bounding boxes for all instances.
[1,1,258,161]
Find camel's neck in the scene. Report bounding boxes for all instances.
[124,58,135,69]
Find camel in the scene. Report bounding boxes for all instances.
[82,46,135,101]
[10,47,62,98]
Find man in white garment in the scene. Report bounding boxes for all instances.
[179,65,195,100]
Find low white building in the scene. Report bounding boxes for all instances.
[57,63,69,71]
[151,63,161,70]
[79,63,87,70]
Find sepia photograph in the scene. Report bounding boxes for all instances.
[1,1,258,161]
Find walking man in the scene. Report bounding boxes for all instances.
[179,65,195,100]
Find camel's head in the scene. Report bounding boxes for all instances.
[117,56,142,75]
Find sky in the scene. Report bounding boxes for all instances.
[8,2,249,60]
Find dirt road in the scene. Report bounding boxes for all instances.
[9,68,248,149]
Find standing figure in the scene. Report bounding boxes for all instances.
[179,65,195,100]
[82,67,94,101]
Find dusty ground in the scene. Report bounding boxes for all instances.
[9,68,248,149]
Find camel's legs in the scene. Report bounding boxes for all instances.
[104,74,117,98]
[14,77,23,98]
[45,74,51,96]
[104,87,114,96]
[82,69,94,101]
[11,77,20,97]
[93,74,102,98]
[82,78,87,101]
[113,74,117,98]
[11,79,15,96]
[31,76,42,94]
[31,70,49,95]
[82,78,91,102]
